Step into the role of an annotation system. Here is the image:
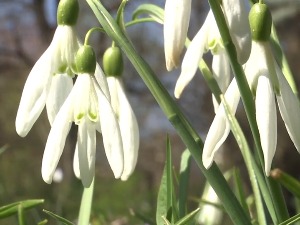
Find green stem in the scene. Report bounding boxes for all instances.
[84,27,105,45]
[208,0,289,222]
[86,1,251,224]
[78,179,94,225]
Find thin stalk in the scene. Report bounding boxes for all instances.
[78,179,94,225]
[208,0,289,222]
[86,0,251,224]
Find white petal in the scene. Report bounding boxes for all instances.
[95,83,124,178]
[202,79,240,168]
[46,73,73,125]
[77,120,96,187]
[95,64,111,100]
[41,88,74,184]
[222,0,251,64]
[114,78,140,181]
[164,0,191,71]
[16,49,52,137]
[174,11,211,98]
[255,76,277,176]
[277,68,300,152]
[73,143,81,179]
[212,51,231,112]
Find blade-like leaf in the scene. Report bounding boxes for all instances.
[132,4,164,24]
[0,199,44,219]
[43,210,74,225]
[232,168,249,215]
[279,213,300,225]
[175,208,200,225]
[156,136,173,225]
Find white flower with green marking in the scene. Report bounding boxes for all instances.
[16,0,80,137]
[42,45,123,187]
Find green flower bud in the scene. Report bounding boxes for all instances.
[103,47,123,77]
[75,45,96,74]
[57,0,79,26]
[249,3,272,41]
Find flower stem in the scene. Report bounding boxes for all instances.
[86,0,252,224]
[208,0,289,222]
[78,179,94,225]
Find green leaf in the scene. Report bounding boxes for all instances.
[116,0,128,34]
[37,219,48,225]
[132,4,164,24]
[175,208,200,225]
[178,150,191,218]
[156,136,173,225]
[279,213,300,225]
[43,210,74,225]
[0,199,44,219]
[232,168,249,215]
[271,169,300,199]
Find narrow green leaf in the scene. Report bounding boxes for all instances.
[43,210,74,225]
[178,150,191,218]
[271,169,300,199]
[232,168,249,215]
[279,213,300,225]
[116,0,127,34]
[132,4,164,24]
[0,199,44,219]
[156,136,173,225]
[175,208,200,225]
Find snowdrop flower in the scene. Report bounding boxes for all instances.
[42,45,124,187]
[103,46,140,181]
[175,0,251,99]
[16,0,80,137]
[164,0,191,71]
[203,3,300,175]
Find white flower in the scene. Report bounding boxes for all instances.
[174,11,231,100]
[107,76,139,181]
[203,41,300,175]
[42,70,123,187]
[16,25,80,137]
[164,0,191,71]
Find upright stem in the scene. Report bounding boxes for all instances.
[86,0,252,224]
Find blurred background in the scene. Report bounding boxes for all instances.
[1,0,300,224]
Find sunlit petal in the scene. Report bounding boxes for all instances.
[95,84,124,178]
[46,73,73,125]
[256,75,277,176]
[203,79,240,169]
[277,69,300,152]
[41,89,74,184]
[164,0,191,71]
[16,49,52,137]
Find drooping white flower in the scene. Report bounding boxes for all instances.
[16,11,80,137]
[175,0,251,99]
[203,40,300,175]
[107,76,139,181]
[164,0,191,71]
[42,46,123,187]
[174,11,231,100]
[102,46,140,181]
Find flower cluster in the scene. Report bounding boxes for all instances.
[164,1,300,175]
[16,0,139,187]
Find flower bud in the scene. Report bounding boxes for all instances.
[103,46,123,77]
[249,3,272,41]
[75,45,96,74]
[57,0,79,26]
